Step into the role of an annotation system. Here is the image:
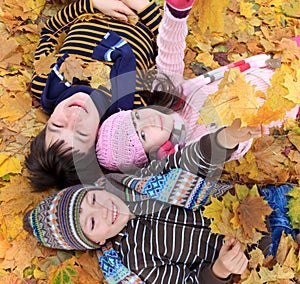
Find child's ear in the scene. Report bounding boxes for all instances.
[99,240,106,246]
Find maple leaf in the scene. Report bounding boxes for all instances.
[0,92,32,122]
[276,232,298,266]
[76,251,104,283]
[60,55,86,83]
[0,35,22,69]
[248,247,265,269]
[237,195,273,239]
[287,128,300,152]
[198,68,260,127]
[241,269,263,284]
[0,154,22,178]
[286,185,300,230]
[33,53,58,76]
[190,0,229,34]
[259,263,295,282]
[48,257,79,284]
[202,197,224,233]
[265,69,297,113]
[83,61,111,89]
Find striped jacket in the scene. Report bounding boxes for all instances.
[96,130,236,283]
[31,0,161,110]
[115,199,227,284]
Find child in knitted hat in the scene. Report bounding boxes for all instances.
[24,182,249,283]
[95,0,300,173]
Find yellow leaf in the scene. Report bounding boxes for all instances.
[0,92,32,122]
[0,231,11,259]
[33,53,58,76]
[248,247,265,269]
[198,68,260,127]
[241,268,263,284]
[83,61,111,89]
[0,154,22,177]
[240,2,255,19]
[203,197,224,233]
[283,71,300,105]
[192,0,230,34]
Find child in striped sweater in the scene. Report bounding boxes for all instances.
[25,0,165,190]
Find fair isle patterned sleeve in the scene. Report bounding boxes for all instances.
[136,129,237,178]
[31,0,94,99]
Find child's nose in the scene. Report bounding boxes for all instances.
[65,110,80,129]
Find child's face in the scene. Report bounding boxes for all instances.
[45,92,100,154]
[79,189,133,244]
[132,108,174,153]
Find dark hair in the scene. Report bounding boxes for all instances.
[138,73,185,112]
[23,210,33,233]
[25,128,102,191]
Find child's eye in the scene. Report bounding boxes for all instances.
[92,194,96,205]
[134,111,140,120]
[91,217,95,231]
[52,123,62,128]
[140,131,146,141]
[77,131,88,137]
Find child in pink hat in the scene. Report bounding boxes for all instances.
[96,0,299,173]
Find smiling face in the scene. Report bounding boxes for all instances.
[132,108,174,153]
[45,92,100,154]
[79,189,134,245]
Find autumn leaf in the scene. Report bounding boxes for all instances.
[202,197,224,233]
[0,92,32,122]
[48,257,79,284]
[83,61,111,89]
[241,269,263,284]
[198,68,261,127]
[34,53,58,76]
[248,247,265,269]
[0,154,22,178]
[286,185,300,229]
[60,55,86,83]
[237,195,273,238]
[259,263,295,282]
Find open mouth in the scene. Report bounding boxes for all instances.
[68,103,88,113]
[112,202,119,224]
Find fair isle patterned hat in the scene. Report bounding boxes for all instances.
[28,184,100,251]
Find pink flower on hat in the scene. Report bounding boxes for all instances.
[96,110,149,172]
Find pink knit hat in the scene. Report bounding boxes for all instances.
[96,110,148,171]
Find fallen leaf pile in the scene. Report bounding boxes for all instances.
[0,0,300,282]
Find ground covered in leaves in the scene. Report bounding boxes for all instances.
[0,0,300,283]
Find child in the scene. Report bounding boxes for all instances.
[24,126,297,283]
[24,183,249,283]
[25,0,166,190]
[96,0,300,172]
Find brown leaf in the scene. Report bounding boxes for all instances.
[237,195,273,238]
[34,53,58,76]
[60,55,86,83]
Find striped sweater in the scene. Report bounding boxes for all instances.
[115,199,226,284]
[95,130,236,283]
[31,0,161,110]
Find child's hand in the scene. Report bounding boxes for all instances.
[120,0,150,12]
[217,118,263,149]
[212,238,248,279]
[92,0,136,22]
